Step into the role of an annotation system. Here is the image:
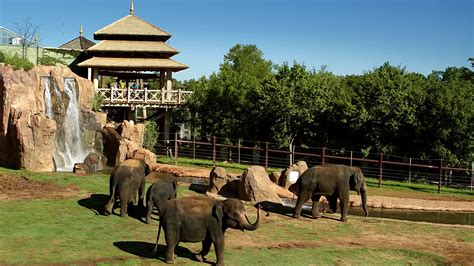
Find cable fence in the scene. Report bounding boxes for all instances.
[153,133,473,192]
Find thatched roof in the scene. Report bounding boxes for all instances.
[87,40,178,55]
[59,36,95,51]
[94,15,171,41]
[77,57,188,71]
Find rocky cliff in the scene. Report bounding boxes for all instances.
[0,65,102,171]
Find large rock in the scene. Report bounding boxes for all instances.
[278,161,308,188]
[238,166,282,204]
[101,121,156,166]
[207,167,240,197]
[0,65,102,171]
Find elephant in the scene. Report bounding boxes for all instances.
[153,196,261,265]
[292,164,368,222]
[104,159,151,217]
[145,177,177,224]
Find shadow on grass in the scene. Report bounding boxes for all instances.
[77,194,148,224]
[189,184,208,194]
[77,194,109,215]
[113,241,198,263]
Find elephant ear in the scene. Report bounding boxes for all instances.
[353,168,365,195]
[212,202,224,223]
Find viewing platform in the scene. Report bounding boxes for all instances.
[96,87,193,108]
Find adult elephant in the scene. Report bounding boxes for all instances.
[154,196,261,265]
[145,176,177,224]
[104,159,151,217]
[292,164,368,222]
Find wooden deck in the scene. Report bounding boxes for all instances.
[96,87,193,108]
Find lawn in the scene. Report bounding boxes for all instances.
[0,167,472,265]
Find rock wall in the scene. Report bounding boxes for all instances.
[0,65,100,171]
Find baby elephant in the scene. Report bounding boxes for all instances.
[145,178,177,224]
[154,196,261,265]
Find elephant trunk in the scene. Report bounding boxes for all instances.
[240,206,261,231]
[361,189,368,217]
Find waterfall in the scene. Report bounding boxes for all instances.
[43,78,53,119]
[43,77,88,171]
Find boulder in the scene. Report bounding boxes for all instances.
[83,152,107,172]
[238,166,282,204]
[268,171,281,183]
[128,148,156,166]
[278,161,308,188]
[207,167,240,197]
[73,163,89,174]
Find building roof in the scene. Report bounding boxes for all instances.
[94,15,171,41]
[59,35,95,51]
[87,40,177,55]
[77,57,188,71]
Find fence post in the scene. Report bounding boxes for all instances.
[238,139,241,164]
[212,136,216,167]
[350,151,353,166]
[174,133,178,165]
[471,162,473,192]
[265,142,269,169]
[408,157,412,183]
[438,159,443,193]
[321,147,326,165]
[378,153,383,188]
[192,135,196,160]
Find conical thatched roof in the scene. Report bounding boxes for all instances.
[59,36,95,51]
[94,15,171,41]
[77,57,188,71]
[87,40,178,55]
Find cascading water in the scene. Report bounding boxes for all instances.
[43,77,88,171]
[43,78,53,119]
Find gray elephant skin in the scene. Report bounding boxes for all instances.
[292,164,368,222]
[104,159,151,217]
[154,196,261,265]
[145,177,177,224]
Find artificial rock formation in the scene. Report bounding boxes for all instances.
[238,166,282,205]
[0,65,102,171]
[278,161,308,188]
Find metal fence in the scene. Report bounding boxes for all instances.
[154,134,473,192]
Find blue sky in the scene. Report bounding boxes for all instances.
[1,0,473,81]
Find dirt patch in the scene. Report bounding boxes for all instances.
[0,174,82,201]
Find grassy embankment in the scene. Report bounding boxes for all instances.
[0,166,472,265]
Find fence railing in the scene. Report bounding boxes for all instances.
[154,134,473,193]
[96,87,193,107]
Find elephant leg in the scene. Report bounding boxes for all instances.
[138,181,146,209]
[120,189,129,217]
[338,189,350,222]
[164,232,178,264]
[327,195,338,213]
[104,195,115,214]
[212,234,225,266]
[196,237,212,262]
[146,200,154,224]
[293,190,312,219]
[311,194,322,219]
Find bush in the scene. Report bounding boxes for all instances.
[39,54,67,66]
[4,52,33,71]
[92,92,105,112]
[0,51,5,63]
[143,121,158,152]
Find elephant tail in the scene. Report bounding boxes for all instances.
[104,177,118,215]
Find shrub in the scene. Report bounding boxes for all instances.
[4,52,33,71]
[0,51,5,63]
[143,121,158,152]
[92,92,105,112]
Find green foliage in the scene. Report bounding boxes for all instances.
[0,50,5,62]
[38,54,67,66]
[143,121,158,152]
[174,44,474,165]
[3,52,34,70]
[91,92,105,112]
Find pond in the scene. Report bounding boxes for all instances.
[281,198,474,226]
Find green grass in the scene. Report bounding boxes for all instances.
[0,167,472,265]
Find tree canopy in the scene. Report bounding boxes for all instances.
[176,44,474,165]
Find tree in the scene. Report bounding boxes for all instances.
[14,18,38,60]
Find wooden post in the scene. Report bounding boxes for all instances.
[408,158,412,183]
[192,135,196,160]
[438,159,443,193]
[265,142,269,169]
[212,136,216,167]
[238,139,241,164]
[378,153,383,188]
[174,132,178,165]
[321,147,326,165]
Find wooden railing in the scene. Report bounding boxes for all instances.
[96,87,193,107]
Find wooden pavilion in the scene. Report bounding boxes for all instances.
[77,0,190,123]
